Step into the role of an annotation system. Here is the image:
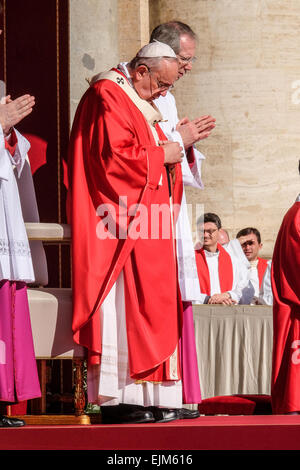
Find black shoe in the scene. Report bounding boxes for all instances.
[0,415,26,427]
[146,406,178,423]
[100,404,155,424]
[176,408,200,419]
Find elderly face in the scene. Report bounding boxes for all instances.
[136,59,179,102]
[238,233,262,261]
[177,34,196,79]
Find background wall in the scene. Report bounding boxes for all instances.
[149,0,300,257]
[69,0,119,123]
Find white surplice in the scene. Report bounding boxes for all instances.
[0,125,35,282]
[88,272,182,408]
[154,91,204,302]
[194,248,250,304]
[223,238,257,305]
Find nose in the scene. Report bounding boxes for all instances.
[184,62,193,72]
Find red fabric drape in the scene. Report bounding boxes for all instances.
[271,201,300,414]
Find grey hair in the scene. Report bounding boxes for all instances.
[129,55,177,71]
[150,21,197,54]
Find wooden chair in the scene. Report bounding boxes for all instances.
[10,222,90,425]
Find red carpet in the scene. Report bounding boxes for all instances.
[1,415,300,450]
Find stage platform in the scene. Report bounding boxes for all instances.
[1,415,300,451]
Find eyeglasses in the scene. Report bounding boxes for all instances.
[151,72,173,91]
[202,229,218,236]
[140,63,173,91]
[177,54,197,64]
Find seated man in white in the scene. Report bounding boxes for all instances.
[194,213,249,305]
[236,227,272,305]
[218,229,257,305]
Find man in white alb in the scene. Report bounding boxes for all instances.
[0,89,41,426]
[149,21,215,410]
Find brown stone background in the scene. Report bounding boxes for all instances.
[149,0,300,258]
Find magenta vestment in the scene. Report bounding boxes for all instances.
[0,280,41,402]
[180,302,202,404]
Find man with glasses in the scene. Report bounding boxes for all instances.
[68,42,187,424]
[148,21,215,412]
[195,213,249,305]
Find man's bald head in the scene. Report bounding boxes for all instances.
[218,228,230,245]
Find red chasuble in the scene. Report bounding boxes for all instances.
[257,257,268,287]
[271,200,300,414]
[194,243,233,295]
[66,72,183,381]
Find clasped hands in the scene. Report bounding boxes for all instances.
[207,292,237,305]
[176,115,216,150]
[0,94,35,136]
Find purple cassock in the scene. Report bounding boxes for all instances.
[0,280,41,403]
[179,302,202,404]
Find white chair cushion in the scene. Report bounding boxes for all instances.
[28,288,85,359]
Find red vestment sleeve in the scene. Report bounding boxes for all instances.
[186,147,195,168]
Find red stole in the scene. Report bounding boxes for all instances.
[4,129,18,156]
[257,257,268,287]
[195,243,234,295]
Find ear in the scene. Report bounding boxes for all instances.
[135,64,149,81]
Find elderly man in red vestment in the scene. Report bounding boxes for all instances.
[271,161,300,414]
[67,41,186,424]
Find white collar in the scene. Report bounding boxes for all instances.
[204,249,219,258]
[118,62,132,84]
[116,63,163,127]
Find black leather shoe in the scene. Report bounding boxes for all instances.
[176,408,200,419]
[100,404,155,424]
[0,415,25,427]
[146,406,178,423]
